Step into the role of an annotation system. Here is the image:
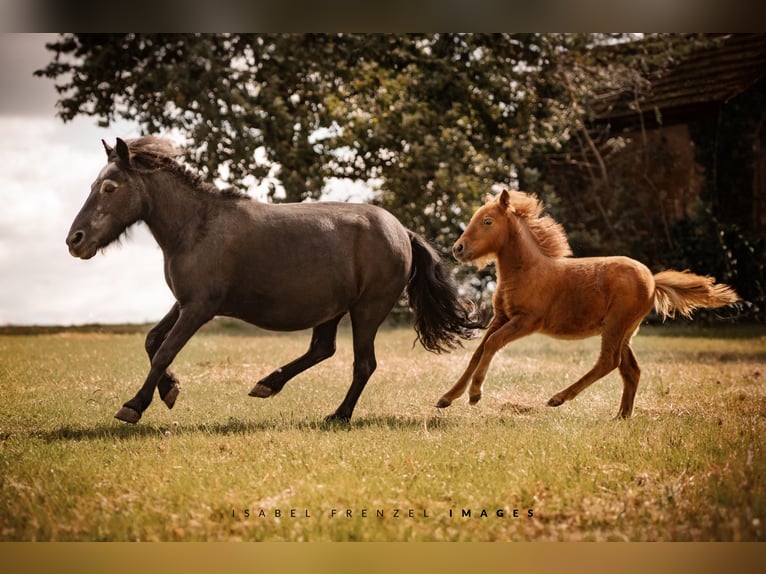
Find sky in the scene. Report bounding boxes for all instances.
[0,33,372,326]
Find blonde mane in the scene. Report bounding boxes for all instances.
[504,190,573,258]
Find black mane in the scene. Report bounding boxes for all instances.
[125,136,250,200]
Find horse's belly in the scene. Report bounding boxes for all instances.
[221,293,352,332]
[543,324,602,340]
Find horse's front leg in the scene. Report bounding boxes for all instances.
[436,317,505,408]
[115,304,213,424]
[464,314,541,405]
[145,303,182,409]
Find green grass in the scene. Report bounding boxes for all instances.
[0,322,764,541]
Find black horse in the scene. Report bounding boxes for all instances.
[66,137,478,424]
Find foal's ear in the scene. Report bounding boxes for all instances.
[115,137,131,166]
[498,189,512,211]
[101,139,113,158]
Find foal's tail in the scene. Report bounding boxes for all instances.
[406,231,483,353]
[653,270,740,320]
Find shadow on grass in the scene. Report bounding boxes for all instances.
[641,348,766,364]
[641,322,766,340]
[31,412,461,442]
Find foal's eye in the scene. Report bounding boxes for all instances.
[483,218,493,226]
[101,181,118,194]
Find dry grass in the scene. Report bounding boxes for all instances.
[0,321,764,541]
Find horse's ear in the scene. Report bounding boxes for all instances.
[114,138,131,165]
[101,139,113,158]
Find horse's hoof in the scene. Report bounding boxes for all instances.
[546,396,563,407]
[469,394,482,405]
[435,397,452,408]
[324,413,351,425]
[248,383,274,398]
[114,406,141,424]
[162,384,180,409]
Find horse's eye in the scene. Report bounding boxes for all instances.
[101,181,118,194]
[483,219,493,226]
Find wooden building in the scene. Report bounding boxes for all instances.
[589,33,766,236]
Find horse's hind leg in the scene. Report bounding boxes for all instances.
[249,315,344,399]
[325,305,388,423]
[616,343,641,419]
[145,303,181,409]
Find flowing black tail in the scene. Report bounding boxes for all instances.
[406,231,483,353]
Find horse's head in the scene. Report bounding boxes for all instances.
[66,138,146,259]
[452,189,515,269]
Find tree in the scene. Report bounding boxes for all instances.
[45,33,754,319]
[37,33,658,245]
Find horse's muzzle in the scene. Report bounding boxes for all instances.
[66,229,96,259]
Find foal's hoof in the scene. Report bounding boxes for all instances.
[469,393,482,405]
[435,397,452,408]
[546,395,564,407]
[162,384,180,409]
[249,382,275,398]
[114,406,141,424]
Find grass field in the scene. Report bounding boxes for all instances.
[0,320,764,541]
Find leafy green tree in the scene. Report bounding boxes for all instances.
[45,33,758,319]
[37,33,655,245]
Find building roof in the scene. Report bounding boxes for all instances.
[591,34,766,131]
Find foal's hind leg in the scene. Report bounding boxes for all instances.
[249,315,344,399]
[145,303,181,409]
[616,343,641,419]
[547,327,624,410]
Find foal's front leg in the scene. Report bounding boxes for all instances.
[115,304,213,424]
[463,314,541,404]
[436,316,505,408]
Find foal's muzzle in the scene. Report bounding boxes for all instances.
[452,241,467,261]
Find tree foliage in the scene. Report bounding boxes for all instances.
[41,33,760,318]
[36,33,666,242]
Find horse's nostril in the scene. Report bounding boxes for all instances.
[68,230,84,247]
[453,242,464,254]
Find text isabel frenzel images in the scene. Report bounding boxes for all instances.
[232,507,535,519]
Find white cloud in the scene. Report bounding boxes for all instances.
[0,115,174,325]
[0,34,380,326]
[0,34,175,325]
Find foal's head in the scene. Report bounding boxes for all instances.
[66,138,166,259]
[452,189,572,268]
[452,190,515,269]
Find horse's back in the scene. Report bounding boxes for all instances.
[210,201,412,330]
[249,201,412,269]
